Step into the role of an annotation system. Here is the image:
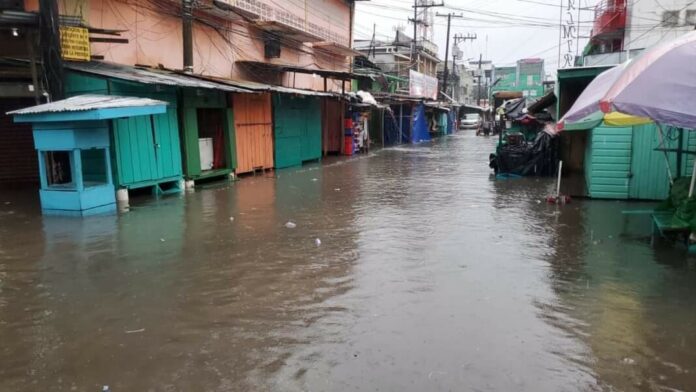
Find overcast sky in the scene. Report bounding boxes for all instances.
[354,0,599,75]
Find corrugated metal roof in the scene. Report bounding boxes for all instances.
[66,61,335,97]
[8,94,167,115]
[180,74,337,97]
[65,61,252,93]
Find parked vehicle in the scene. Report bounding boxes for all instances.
[460,113,481,130]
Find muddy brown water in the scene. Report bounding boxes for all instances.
[1,133,696,391]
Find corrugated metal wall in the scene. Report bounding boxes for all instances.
[233,93,274,174]
[587,126,632,199]
[681,129,696,177]
[273,94,322,169]
[586,125,689,201]
[628,124,675,200]
[0,98,38,187]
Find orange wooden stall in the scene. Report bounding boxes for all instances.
[322,97,344,155]
[232,93,274,174]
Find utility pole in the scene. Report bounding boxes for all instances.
[370,23,376,59]
[182,0,194,73]
[39,0,63,101]
[409,1,443,71]
[435,12,463,99]
[477,53,483,106]
[448,32,477,98]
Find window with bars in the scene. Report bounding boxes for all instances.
[686,10,696,25]
[662,10,680,27]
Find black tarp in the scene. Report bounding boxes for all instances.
[490,131,558,176]
[503,98,528,120]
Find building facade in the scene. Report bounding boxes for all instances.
[354,29,440,94]
[0,0,359,189]
[584,0,696,66]
[491,58,545,100]
[436,60,476,104]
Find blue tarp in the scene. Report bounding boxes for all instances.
[383,108,401,146]
[447,111,456,134]
[410,103,430,143]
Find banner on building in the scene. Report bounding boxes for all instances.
[60,27,91,62]
[409,70,438,100]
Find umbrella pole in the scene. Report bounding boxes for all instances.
[657,123,675,186]
[689,160,696,198]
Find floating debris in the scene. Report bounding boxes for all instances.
[285,221,297,229]
[229,217,235,222]
[125,328,145,334]
[315,238,322,246]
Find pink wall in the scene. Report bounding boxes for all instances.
[35,0,352,91]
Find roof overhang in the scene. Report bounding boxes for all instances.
[312,42,363,57]
[64,61,252,93]
[169,72,337,97]
[557,65,612,80]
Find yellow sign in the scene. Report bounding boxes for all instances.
[60,27,90,62]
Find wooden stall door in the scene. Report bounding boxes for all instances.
[322,98,343,155]
[233,93,274,174]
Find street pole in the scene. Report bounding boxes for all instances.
[39,0,64,101]
[182,0,194,73]
[409,1,444,71]
[412,0,417,68]
[435,12,463,99]
[452,33,477,98]
[477,53,482,106]
[442,14,452,99]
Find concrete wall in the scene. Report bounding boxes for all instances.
[24,0,352,91]
[625,0,696,52]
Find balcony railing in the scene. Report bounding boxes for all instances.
[592,0,627,38]
[417,38,438,56]
[219,0,348,45]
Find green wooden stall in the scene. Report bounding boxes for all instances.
[584,124,695,200]
[180,89,236,181]
[65,72,183,193]
[273,93,322,169]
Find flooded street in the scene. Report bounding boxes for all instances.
[2,133,696,391]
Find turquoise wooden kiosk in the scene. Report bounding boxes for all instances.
[9,95,168,216]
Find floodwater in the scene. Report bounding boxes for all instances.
[1,133,696,391]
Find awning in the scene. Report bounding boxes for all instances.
[65,61,252,93]
[440,91,459,105]
[424,102,451,112]
[527,91,557,114]
[493,91,524,100]
[462,104,486,112]
[236,60,370,81]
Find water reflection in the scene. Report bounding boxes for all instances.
[2,134,696,390]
